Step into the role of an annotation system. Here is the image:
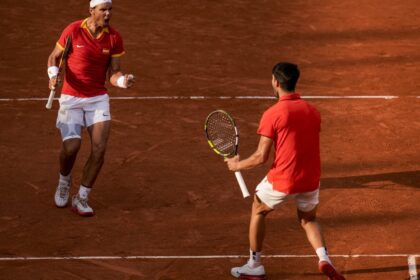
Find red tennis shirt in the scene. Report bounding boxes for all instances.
[257,93,321,194]
[57,18,125,97]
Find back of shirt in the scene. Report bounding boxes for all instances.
[257,93,321,194]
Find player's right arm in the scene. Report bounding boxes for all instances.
[47,45,64,90]
[225,135,273,171]
[108,56,135,88]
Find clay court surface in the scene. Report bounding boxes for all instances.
[0,0,419,279]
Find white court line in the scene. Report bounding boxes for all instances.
[0,254,419,261]
[409,255,418,280]
[0,95,418,102]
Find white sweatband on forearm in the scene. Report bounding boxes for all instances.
[48,66,59,79]
[90,0,112,8]
[116,75,126,88]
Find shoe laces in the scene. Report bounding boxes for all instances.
[58,185,69,198]
[77,196,90,208]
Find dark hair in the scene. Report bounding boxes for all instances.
[272,62,300,92]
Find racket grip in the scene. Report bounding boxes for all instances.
[46,89,56,109]
[234,171,250,198]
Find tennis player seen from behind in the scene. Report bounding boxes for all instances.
[225,62,345,280]
[47,0,135,216]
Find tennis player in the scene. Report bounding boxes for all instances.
[47,0,135,216]
[225,62,345,279]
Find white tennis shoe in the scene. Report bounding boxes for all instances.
[231,262,266,279]
[71,195,94,217]
[54,180,71,207]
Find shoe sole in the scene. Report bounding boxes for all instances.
[55,203,68,208]
[54,193,69,207]
[319,261,345,280]
[239,275,267,280]
[71,206,95,217]
[54,200,69,208]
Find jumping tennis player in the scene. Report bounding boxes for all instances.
[225,62,345,279]
[47,0,135,216]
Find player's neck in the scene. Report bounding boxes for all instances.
[277,90,295,99]
[86,18,104,38]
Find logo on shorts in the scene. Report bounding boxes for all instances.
[103,112,110,117]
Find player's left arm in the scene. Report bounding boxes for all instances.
[47,45,64,90]
[109,56,135,88]
[225,135,272,171]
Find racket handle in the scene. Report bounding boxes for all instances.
[234,171,250,198]
[46,89,56,109]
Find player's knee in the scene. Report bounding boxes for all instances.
[299,216,317,228]
[252,194,272,216]
[62,139,81,156]
[91,142,107,161]
[297,207,317,227]
[59,123,82,142]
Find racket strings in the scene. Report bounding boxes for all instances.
[206,112,237,156]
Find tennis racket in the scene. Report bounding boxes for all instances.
[46,36,72,109]
[205,110,250,198]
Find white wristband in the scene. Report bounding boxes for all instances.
[48,66,59,79]
[116,75,126,88]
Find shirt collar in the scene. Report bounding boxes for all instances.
[80,18,109,33]
[280,93,301,101]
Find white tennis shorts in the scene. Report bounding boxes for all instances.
[256,176,319,212]
[56,94,111,141]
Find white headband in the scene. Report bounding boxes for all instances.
[90,0,112,8]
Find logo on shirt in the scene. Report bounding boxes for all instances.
[102,48,110,54]
[76,44,84,48]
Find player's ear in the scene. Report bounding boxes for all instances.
[271,75,279,87]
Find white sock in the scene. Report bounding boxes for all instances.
[248,250,262,268]
[316,247,331,264]
[59,173,71,184]
[78,185,91,199]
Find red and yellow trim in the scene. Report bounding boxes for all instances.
[56,42,65,50]
[111,51,126,58]
[80,18,109,39]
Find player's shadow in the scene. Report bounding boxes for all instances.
[320,170,420,189]
[301,265,410,277]
[341,265,410,275]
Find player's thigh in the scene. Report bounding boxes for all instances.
[56,108,84,142]
[255,176,290,211]
[87,121,111,149]
[84,95,111,147]
[295,188,320,221]
[252,194,273,216]
[84,95,111,128]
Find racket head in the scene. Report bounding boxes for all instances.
[204,110,239,158]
